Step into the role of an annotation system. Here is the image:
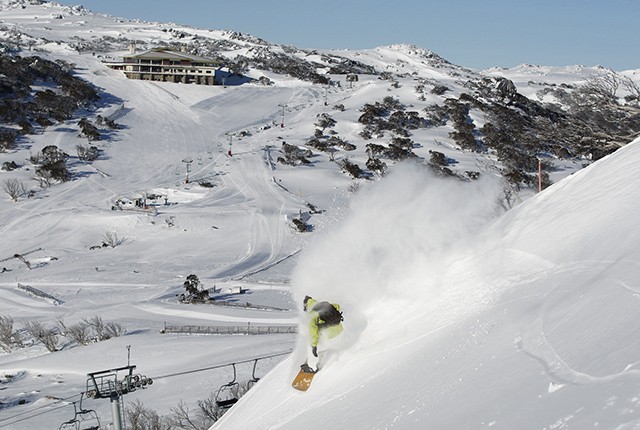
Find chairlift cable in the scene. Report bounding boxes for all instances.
[0,350,292,428]
[152,349,292,380]
[0,401,71,428]
[0,393,83,426]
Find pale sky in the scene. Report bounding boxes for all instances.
[55,0,640,71]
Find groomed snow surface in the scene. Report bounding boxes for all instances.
[0,2,639,429]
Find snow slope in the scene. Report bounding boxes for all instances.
[214,139,640,429]
[0,2,639,429]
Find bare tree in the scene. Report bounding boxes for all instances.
[0,315,23,352]
[82,315,126,341]
[622,76,640,105]
[23,321,59,352]
[196,397,226,423]
[103,231,126,248]
[2,178,26,202]
[35,169,53,189]
[580,70,623,105]
[126,400,171,430]
[474,156,522,211]
[65,321,92,346]
[82,316,106,340]
[76,144,100,162]
[104,321,126,338]
[168,400,219,430]
[168,401,203,430]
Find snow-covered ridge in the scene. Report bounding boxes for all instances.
[0,2,639,429]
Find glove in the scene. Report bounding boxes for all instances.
[311,346,318,357]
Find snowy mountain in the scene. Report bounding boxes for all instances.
[0,1,639,429]
[215,138,640,429]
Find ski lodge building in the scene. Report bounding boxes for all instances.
[106,48,222,86]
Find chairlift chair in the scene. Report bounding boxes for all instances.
[246,359,260,390]
[215,363,240,408]
[58,394,101,430]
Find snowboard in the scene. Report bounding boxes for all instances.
[292,364,316,391]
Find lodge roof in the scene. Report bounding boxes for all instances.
[124,48,218,64]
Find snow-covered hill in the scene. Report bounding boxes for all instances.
[215,137,640,429]
[0,1,639,429]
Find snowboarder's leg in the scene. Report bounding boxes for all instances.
[307,345,320,371]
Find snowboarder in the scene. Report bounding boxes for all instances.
[302,295,343,373]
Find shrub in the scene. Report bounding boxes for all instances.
[103,231,126,248]
[365,143,387,159]
[431,84,449,95]
[306,137,328,152]
[338,159,363,178]
[65,322,92,346]
[3,178,26,202]
[429,150,448,166]
[76,144,100,162]
[1,161,18,171]
[315,113,336,131]
[445,99,478,151]
[424,104,449,127]
[180,274,210,303]
[0,128,17,151]
[382,96,404,111]
[167,385,252,428]
[0,315,23,352]
[35,116,54,128]
[95,115,121,130]
[326,136,355,151]
[358,103,388,124]
[126,400,172,430]
[36,160,69,182]
[183,274,201,295]
[23,321,59,352]
[78,118,101,141]
[33,145,70,182]
[366,157,387,176]
[280,142,312,165]
[82,316,126,341]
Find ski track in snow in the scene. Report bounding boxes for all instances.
[517,260,640,386]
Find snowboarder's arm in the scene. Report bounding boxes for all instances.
[309,316,320,347]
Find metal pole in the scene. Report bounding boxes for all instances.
[278,103,287,128]
[182,158,193,183]
[538,159,542,192]
[111,394,123,430]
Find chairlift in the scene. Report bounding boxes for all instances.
[246,359,260,390]
[215,363,239,408]
[58,394,101,430]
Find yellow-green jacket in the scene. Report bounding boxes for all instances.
[305,298,343,347]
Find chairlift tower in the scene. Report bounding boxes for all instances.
[278,103,287,128]
[85,365,153,430]
[225,132,238,157]
[181,157,193,183]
